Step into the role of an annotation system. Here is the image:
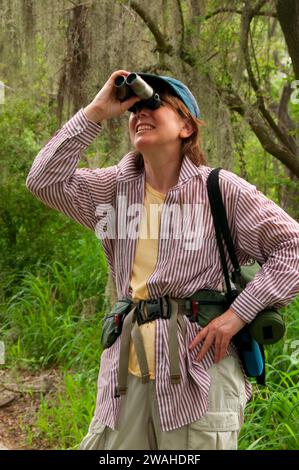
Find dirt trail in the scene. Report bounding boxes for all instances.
[0,368,60,450]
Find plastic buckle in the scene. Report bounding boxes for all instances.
[146,299,163,321]
[136,301,146,325]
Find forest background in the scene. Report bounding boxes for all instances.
[0,0,298,450]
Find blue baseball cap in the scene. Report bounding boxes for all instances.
[137,72,200,118]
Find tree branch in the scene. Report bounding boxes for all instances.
[221,88,299,176]
[128,1,173,54]
[127,0,198,66]
[205,7,276,21]
[251,0,269,18]
[276,0,299,81]
[241,0,295,152]
[176,0,185,49]
[278,83,297,153]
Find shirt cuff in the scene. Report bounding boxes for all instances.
[64,108,102,146]
[229,289,266,323]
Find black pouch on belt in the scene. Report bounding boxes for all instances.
[101,299,132,349]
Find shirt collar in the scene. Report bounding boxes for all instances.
[116,151,201,186]
[117,152,143,182]
[177,153,201,185]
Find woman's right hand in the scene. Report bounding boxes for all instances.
[84,70,141,124]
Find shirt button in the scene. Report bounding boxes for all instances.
[75,124,83,132]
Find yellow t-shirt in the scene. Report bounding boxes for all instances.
[128,182,166,379]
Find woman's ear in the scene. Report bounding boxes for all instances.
[180,120,194,139]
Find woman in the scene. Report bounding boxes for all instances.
[26,70,299,450]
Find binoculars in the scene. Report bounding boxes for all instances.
[114,73,161,112]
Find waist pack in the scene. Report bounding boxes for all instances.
[101,297,174,350]
[101,299,132,349]
[189,271,285,345]
[207,167,285,384]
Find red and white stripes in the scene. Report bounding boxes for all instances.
[26,107,299,432]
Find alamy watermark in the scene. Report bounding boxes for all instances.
[0,341,5,364]
[290,339,299,365]
[0,81,4,104]
[94,198,204,250]
[290,80,299,104]
[0,81,15,104]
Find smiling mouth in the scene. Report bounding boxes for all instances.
[136,125,155,134]
[136,129,154,134]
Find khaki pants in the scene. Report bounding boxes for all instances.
[80,355,247,450]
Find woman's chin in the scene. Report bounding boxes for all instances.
[134,137,156,152]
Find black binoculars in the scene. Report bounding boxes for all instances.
[114,73,161,113]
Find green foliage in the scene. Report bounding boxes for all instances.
[1,235,107,370]
[0,94,67,277]
[231,119,299,217]
[0,93,107,288]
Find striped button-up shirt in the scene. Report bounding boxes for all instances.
[26,108,299,431]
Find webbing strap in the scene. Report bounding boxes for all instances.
[168,299,180,384]
[131,322,150,384]
[207,168,236,298]
[168,299,189,384]
[207,167,251,298]
[177,308,187,339]
[115,298,188,395]
[117,304,151,395]
[207,168,241,273]
[115,306,136,396]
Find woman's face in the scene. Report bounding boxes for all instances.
[128,102,188,154]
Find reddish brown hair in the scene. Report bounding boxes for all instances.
[133,92,206,170]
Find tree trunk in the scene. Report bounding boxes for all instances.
[276,0,299,81]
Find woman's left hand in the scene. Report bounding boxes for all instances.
[189,308,246,363]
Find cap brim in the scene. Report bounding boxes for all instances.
[135,72,200,118]
[137,72,178,97]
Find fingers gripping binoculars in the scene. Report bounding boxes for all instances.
[114,73,161,113]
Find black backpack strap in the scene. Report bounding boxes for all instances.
[207,168,245,298]
[207,168,266,385]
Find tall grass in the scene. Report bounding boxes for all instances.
[34,371,98,449]
[1,234,107,370]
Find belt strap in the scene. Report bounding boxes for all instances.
[115,306,137,397]
[116,298,187,396]
[174,299,188,383]
[168,298,180,384]
[131,321,150,384]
